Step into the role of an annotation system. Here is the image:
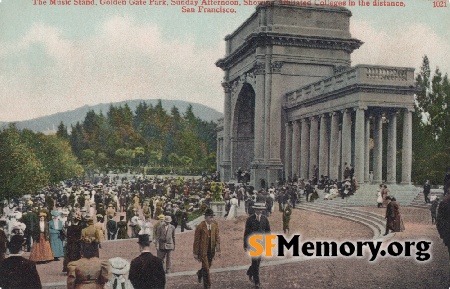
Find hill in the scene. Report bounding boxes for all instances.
[0,99,223,133]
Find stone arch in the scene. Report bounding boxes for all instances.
[231,82,255,174]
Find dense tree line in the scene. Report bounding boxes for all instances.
[0,124,84,200]
[412,56,450,185]
[57,100,217,175]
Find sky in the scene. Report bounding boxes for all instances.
[0,0,448,122]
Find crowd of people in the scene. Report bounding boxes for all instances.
[1,166,450,289]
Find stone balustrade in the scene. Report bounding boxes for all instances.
[286,65,415,107]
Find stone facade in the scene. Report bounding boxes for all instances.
[216,4,416,189]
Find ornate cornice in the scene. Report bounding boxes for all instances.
[271,61,284,74]
[253,61,265,75]
[221,82,232,94]
[216,32,363,70]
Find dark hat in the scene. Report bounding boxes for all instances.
[8,235,26,252]
[204,208,215,217]
[137,234,151,246]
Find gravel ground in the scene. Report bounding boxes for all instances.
[26,206,450,289]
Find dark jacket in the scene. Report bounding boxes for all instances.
[0,256,42,289]
[244,214,271,250]
[129,252,166,289]
[437,195,450,246]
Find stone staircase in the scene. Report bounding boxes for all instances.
[295,200,392,241]
[302,184,421,207]
[409,189,444,209]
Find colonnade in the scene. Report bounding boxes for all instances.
[284,107,413,185]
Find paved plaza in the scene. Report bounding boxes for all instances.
[28,202,450,289]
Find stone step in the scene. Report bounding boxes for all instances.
[295,202,392,241]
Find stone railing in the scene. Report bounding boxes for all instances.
[285,65,415,107]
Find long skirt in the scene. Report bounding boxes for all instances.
[29,233,54,262]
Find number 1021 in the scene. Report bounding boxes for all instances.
[433,0,447,7]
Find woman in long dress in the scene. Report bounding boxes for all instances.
[29,213,54,263]
[226,195,239,220]
[116,216,129,239]
[67,241,109,289]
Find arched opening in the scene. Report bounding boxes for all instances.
[232,83,255,175]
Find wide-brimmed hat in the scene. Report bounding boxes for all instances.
[39,212,47,217]
[164,216,172,223]
[204,208,215,217]
[158,214,165,220]
[51,211,61,217]
[109,257,130,275]
[252,202,266,210]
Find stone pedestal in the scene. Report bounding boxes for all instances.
[210,201,227,219]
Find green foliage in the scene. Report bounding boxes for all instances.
[64,100,217,173]
[0,125,83,199]
[210,182,223,201]
[412,55,450,184]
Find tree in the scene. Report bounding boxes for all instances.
[56,121,69,139]
[0,125,49,199]
[412,55,450,184]
[180,155,193,171]
[134,147,145,166]
[148,150,162,166]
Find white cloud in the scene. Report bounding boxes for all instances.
[351,20,450,76]
[0,16,225,122]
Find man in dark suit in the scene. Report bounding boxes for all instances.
[244,202,271,289]
[129,234,166,289]
[437,194,450,259]
[106,215,118,240]
[20,206,38,252]
[0,235,42,289]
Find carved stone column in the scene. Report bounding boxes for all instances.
[319,114,329,178]
[263,52,272,164]
[364,116,370,183]
[253,61,265,162]
[341,109,352,180]
[284,122,293,179]
[309,116,319,179]
[300,118,310,180]
[387,112,397,184]
[292,120,301,178]
[329,112,340,181]
[373,113,383,183]
[267,61,284,184]
[269,61,284,163]
[401,109,413,185]
[221,82,232,181]
[354,107,365,184]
